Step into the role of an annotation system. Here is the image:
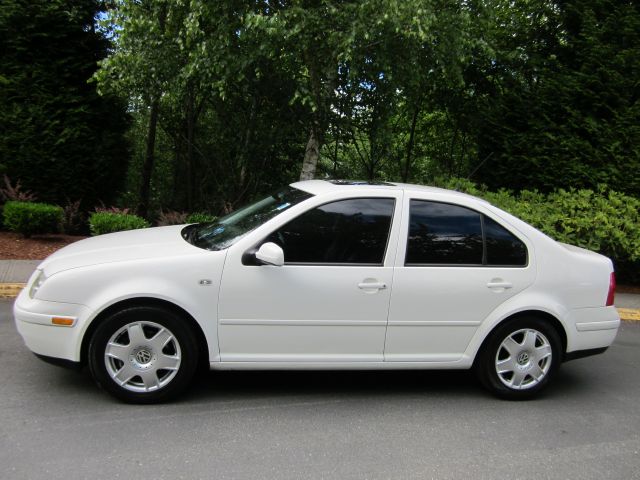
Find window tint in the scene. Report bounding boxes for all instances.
[265,198,395,264]
[406,200,528,267]
[484,216,527,266]
[406,201,483,265]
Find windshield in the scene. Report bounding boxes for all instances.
[182,186,313,251]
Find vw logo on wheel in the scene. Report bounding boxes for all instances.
[517,352,530,365]
[135,349,152,364]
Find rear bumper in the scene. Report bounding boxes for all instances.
[565,306,620,354]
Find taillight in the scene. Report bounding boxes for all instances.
[606,272,616,306]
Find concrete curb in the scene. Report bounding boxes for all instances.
[0,283,25,298]
[1,282,639,322]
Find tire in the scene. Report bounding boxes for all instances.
[475,316,562,400]
[88,306,199,404]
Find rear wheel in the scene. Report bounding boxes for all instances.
[475,317,562,399]
[88,306,199,403]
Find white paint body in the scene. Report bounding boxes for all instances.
[14,181,620,371]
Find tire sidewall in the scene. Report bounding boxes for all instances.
[88,306,199,404]
[476,316,562,400]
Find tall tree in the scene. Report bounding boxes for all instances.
[474,0,640,194]
[0,0,130,207]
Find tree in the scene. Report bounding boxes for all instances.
[474,0,640,195]
[0,0,130,208]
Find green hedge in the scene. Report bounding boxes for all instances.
[186,212,217,223]
[89,212,150,236]
[3,201,63,238]
[437,178,640,282]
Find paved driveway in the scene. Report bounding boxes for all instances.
[1,299,638,479]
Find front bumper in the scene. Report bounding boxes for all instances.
[14,288,93,362]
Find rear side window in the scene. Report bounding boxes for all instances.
[406,200,527,267]
[484,216,527,266]
[406,201,483,265]
[266,198,395,265]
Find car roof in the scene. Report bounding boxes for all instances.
[290,179,487,204]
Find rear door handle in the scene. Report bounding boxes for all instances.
[486,281,513,290]
[358,282,387,290]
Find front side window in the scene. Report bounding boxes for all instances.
[183,186,313,251]
[265,198,395,264]
[406,200,527,267]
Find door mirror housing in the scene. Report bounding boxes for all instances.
[255,242,284,266]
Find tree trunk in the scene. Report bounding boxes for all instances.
[186,90,195,211]
[299,126,321,181]
[137,97,159,218]
[402,103,420,182]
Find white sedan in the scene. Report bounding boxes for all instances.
[14,180,620,403]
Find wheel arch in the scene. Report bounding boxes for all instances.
[473,309,568,367]
[80,297,209,368]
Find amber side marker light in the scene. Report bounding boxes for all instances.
[52,317,74,326]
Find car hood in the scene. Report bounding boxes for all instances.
[39,225,202,276]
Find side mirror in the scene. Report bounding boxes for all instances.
[255,242,284,266]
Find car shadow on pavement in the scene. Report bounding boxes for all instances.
[186,369,484,402]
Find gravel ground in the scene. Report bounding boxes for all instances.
[0,231,86,260]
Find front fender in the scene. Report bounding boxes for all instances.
[35,251,226,362]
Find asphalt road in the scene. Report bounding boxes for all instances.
[1,300,639,480]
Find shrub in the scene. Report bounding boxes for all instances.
[186,212,217,223]
[440,177,640,282]
[157,210,188,226]
[89,212,150,236]
[3,201,63,238]
[0,175,37,202]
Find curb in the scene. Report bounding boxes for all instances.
[0,283,25,298]
[0,282,639,322]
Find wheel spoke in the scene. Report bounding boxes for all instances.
[139,370,160,391]
[155,353,180,371]
[529,364,545,381]
[534,344,552,362]
[150,328,173,351]
[127,323,147,345]
[502,337,521,356]
[522,330,537,350]
[113,365,136,386]
[496,357,516,374]
[105,342,129,362]
[510,369,527,388]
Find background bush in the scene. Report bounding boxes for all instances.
[438,178,640,283]
[3,201,63,238]
[186,212,217,223]
[89,212,150,236]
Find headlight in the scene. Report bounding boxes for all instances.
[29,270,47,299]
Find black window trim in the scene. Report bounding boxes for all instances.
[404,199,529,268]
[243,196,397,267]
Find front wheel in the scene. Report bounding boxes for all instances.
[475,317,562,400]
[88,306,199,403]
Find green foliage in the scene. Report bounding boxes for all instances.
[3,201,63,238]
[0,0,130,208]
[186,212,216,224]
[440,178,640,280]
[89,212,150,236]
[473,0,640,195]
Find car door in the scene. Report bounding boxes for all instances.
[218,192,403,363]
[384,196,536,362]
